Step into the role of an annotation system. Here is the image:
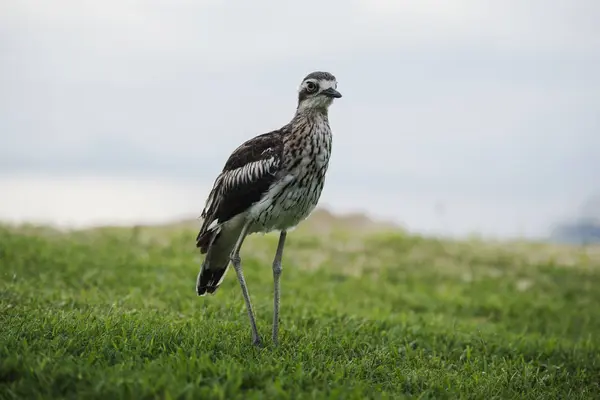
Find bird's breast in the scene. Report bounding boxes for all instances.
[247,118,333,232]
[285,125,332,170]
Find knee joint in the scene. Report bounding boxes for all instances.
[230,254,241,265]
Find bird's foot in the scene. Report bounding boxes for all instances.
[252,335,263,347]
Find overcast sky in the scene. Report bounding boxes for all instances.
[0,0,599,238]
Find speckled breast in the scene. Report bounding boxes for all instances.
[251,126,332,232]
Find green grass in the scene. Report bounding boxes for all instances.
[1,220,599,399]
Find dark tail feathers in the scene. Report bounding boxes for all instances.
[196,226,236,296]
[197,267,228,295]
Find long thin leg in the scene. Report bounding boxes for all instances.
[230,221,261,346]
[272,230,287,345]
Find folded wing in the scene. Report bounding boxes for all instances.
[196,131,284,253]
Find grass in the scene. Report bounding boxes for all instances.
[1,217,599,399]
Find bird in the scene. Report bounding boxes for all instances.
[194,71,342,346]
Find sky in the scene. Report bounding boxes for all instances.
[0,0,599,239]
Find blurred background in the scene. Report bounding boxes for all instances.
[1,0,598,243]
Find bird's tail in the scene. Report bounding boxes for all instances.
[195,222,243,296]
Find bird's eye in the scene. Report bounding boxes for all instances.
[306,81,317,92]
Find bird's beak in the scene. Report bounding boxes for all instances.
[321,87,342,98]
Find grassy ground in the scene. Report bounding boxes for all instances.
[1,216,599,399]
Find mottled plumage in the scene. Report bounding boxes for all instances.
[195,71,342,345]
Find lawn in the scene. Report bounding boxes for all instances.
[1,215,599,399]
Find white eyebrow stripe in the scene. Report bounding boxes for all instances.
[318,79,337,90]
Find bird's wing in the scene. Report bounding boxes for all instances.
[196,130,284,248]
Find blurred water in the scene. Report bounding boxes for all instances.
[0,174,579,240]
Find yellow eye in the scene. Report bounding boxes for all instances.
[306,81,317,92]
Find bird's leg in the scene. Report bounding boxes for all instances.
[230,221,262,346]
[272,230,287,345]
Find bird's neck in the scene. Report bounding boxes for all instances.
[292,107,329,123]
[286,108,331,145]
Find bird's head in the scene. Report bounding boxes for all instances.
[296,71,342,112]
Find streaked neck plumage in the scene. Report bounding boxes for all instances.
[291,99,332,128]
[288,106,331,137]
[295,98,333,115]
